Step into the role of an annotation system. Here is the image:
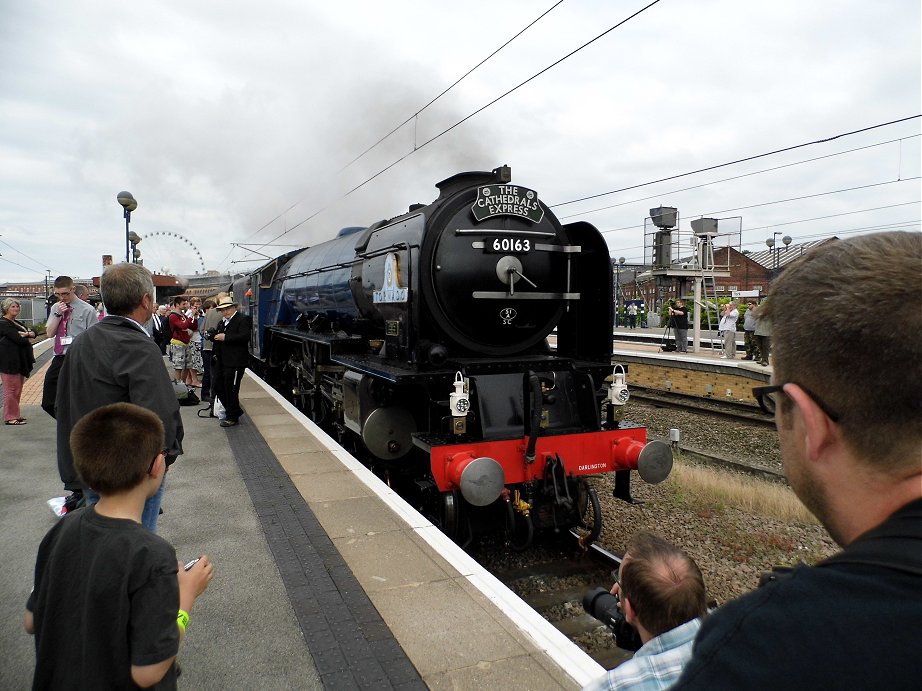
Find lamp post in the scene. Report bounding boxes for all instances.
[615,256,625,327]
[765,233,792,278]
[117,191,138,263]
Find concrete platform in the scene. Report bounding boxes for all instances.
[236,375,602,689]
[1,340,604,690]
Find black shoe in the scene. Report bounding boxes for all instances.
[742,356,753,360]
[220,419,238,427]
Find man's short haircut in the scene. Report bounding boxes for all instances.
[74,284,89,299]
[53,276,74,289]
[763,232,922,470]
[173,296,187,307]
[621,531,707,638]
[71,403,164,495]
[100,263,155,316]
[203,299,216,310]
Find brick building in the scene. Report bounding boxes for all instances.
[622,238,836,307]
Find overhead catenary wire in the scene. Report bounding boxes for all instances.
[0,254,46,275]
[600,177,921,235]
[0,236,50,277]
[247,0,667,255]
[558,134,922,220]
[241,1,566,252]
[338,0,566,173]
[552,115,922,208]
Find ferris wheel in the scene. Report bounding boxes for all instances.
[139,231,207,276]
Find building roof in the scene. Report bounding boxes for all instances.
[743,238,837,270]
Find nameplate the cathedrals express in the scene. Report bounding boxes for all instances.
[472,184,545,224]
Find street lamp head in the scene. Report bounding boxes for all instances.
[618,257,625,265]
[765,238,775,249]
[128,231,142,245]
[782,235,792,247]
[117,191,138,212]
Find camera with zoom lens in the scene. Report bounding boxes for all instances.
[582,586,643,651]
[204,327,219,341]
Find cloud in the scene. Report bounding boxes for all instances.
[0,0,918,282]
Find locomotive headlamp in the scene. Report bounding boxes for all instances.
[450,372,469,416]
[609,365,630,406]
[450,372,470,435]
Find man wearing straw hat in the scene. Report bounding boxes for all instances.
[210,296,251,428]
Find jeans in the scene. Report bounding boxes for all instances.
[675,328,688,352]
[84,473,167,532]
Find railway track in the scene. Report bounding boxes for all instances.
[473,537,633,670]
[628,387,776,428]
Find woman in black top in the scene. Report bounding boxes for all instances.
[0,298,36,424]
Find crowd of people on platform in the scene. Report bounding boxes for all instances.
[5,232,921,688]
[661,296,771,363]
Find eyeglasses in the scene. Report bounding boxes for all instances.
[752,384,841,422]
[53,289,73,297]
[148,449,168,474]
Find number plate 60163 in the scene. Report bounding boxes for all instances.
[483,237,531,254]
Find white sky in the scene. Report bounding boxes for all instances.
[1,0,919,283]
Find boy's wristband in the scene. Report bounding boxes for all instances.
[177,609,190,632]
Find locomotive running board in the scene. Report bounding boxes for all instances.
[471,291,580,300]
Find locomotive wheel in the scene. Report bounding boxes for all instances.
[439,490,461,541]
[505,501,534,552]
[573,482,603,546]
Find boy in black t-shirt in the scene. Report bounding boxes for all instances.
[25,403,214,689]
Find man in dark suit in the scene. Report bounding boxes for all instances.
[211,296,251,427]
[150,305,168,355]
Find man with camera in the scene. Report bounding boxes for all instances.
[583,532,707,690]
[673,232,922,689]
[666,299,689,353]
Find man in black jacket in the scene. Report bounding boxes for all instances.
[211,296,251,428]
[55,263,183,531]
[673,232,922,690]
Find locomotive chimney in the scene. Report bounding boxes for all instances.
[492,165,512,183]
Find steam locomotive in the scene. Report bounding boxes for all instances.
[234,166,671,547]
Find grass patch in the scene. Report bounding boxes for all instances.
[668,460,819,525]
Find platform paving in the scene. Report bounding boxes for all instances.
[1,366,324,689]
